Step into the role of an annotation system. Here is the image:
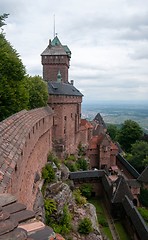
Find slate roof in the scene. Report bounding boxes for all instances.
[137,166,148,183]
[41,36,71,57]
[123,196,148,240]
[93,113,107,129]
[102,175,113,198]
[112,176,133,203]
[127,179,141,188]
[0,194,33,240]
[69,170,105,180]
[0,193,56,240]
[48,81,83,97]
[117,153,140,178]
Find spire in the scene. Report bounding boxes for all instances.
[57,70,62,82]
[51,36,61,46]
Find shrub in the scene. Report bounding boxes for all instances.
[47,152,60,168]
[80,184,93,199]
[78,142,86,156]
[50,205,72,235]
[44,198,57,224]
[60,205,72,234]
[42,163,55,183]
[138,207,148,223]
[66,154,76,161]
[64,161,78,172]
[60,205,72,230]
[78,217,93,235]
[76,158,88,170]
[73,189,87,205]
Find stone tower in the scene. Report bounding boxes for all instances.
[41,36,71,83]
[41,36,83,157]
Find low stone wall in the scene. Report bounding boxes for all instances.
[123,196,148,240]
[0,107,53,210]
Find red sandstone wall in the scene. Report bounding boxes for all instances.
[42,55,69,82]
[0,107,53,210]
[100,138,111,168]
[48,96,82,156]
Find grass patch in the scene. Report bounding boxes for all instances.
[103,227,113,240]
[89,198,113,239]
[89,197,131,240]
[115,222,131,240]
[89,197,104,214]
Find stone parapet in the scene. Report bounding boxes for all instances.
[0,107,53,209]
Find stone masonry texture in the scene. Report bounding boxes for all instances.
[0,107,53,210]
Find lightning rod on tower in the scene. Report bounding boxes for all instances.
[53,14,55,38]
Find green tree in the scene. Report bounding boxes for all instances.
[25,75,48,109]
[0,22,29,121]
[107,124,118,141]
[117,120,143,152]
[0,13,9,28]
[126,141,148,172]
[78,217,93,235]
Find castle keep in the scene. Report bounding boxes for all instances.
[41,36,83,156]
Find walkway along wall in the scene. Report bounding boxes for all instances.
[0,107,53,210]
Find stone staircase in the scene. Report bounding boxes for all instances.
[0,193,64,240]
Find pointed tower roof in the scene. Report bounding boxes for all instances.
[137,166,148,183]
[51,36,61,46]
[112,176,133,203]
[41,36,71,57]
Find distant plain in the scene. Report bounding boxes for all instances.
[82,102,148,133]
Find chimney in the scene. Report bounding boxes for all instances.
[48,39,51,47]
[70,80,74,85]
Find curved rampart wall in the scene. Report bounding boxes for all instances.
[0,107,53,210]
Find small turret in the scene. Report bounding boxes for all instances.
[57,70,62,82]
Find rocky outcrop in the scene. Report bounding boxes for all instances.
[45,181,74,214]
[71,203,102,240]
[44,181,102,240]
[33,187,45,222]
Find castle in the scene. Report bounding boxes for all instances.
[0,36,148,240]
[41,36,119,172]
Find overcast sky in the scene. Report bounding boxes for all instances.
[1,0,148,104]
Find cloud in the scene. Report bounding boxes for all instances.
[0,0,148,103]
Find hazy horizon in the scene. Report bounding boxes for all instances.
[82,100,148,132]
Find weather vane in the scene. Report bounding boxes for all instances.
[53,14,56,38]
